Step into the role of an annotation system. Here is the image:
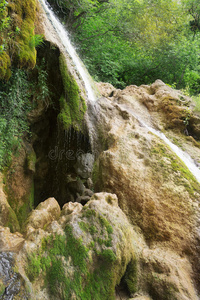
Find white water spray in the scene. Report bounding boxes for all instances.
[119,104,200,184]
[39,0,96,102]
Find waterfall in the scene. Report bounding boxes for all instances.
[39,0,96,102]
[118,104,200,184]
[39,0,200,184]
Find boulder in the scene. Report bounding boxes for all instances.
[0,227,24,252]
[74,153,94,178]
[24,197,61,234]
[15,193,138,299]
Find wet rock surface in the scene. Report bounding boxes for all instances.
[0,252,28,300]
[74,153,95,179]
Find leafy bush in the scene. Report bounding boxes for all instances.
[0,62,50,170]
[0,69,32,168]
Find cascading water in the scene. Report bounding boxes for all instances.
[118,104,200,184]
[146,125,200,184]
[39,0,96,102]
[39,0,200,185]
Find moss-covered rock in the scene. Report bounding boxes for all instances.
[0,173,20,232]
[58,54,87,131]
[0,0,38,80]
[18,193,137,299]
[4,144,35,231]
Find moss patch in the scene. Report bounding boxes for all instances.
[123,258,137,294]
[150,141,200,199]
[4,169,34,232]
[4,206,20,233]
[25,205,132,300]
[0,0,38,80]
[0,280,6,296]
[58,54,87,130]
[17,181,34,230]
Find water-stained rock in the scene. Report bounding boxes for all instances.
[74,153,94,178]
[0,252,29,300]
[0,174,20,232]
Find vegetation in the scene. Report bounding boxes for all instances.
[0,59,50,171]
[0,69,32,169]
[48,0,200,95]
[150,141,200,199]
[26,222,119,299]
[0,0,41,80]
[58,54,87,130]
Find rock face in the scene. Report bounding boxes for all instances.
[74,153,95,178]
[87,80,200,298]
[0,193,199,299]
[10,193,138,300]
[0,174,20,232]
[1,78,200,299]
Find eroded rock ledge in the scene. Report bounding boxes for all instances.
[1,193,198,300]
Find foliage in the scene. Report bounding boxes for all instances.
[29,34,44,49]
[0,69,32,169]
[0,0,10,33]
[48,0,200,93]
[0,0,42,80]
[192,95,200,113]
[0,60,51,170]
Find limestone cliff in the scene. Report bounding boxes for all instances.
[0,0,200,299]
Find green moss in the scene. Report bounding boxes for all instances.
[99,215,113,234]
[14,0,37,68]
[0,280,5,296]
[58,54,87,130]
[26,150,36,172]
[5,176,34,231]
[79,220,90,232]
[89,225,98,234]
[0,0,38,80]
[123,258,137,294]
[26,219,119,300]
[82,208,96,218]
[0,51,11,80]
[5,206,20,233]
[150,142,200,198]
[79,221,98,234]
[100,249,117,263]
[18,181,34,229]
[57,94,72,129]
[92,160,103,189]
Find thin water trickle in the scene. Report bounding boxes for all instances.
[39,0,96,102]
[119,104,200,184]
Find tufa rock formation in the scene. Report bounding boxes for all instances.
[0,0,200,299]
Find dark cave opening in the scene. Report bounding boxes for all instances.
[33,122,93,207]
[31,42,94,208]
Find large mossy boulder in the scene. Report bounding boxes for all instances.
[15,193,137,299]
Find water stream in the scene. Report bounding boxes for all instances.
[39,0,200,184]
[120,104,200,184]
[39,0,96,102]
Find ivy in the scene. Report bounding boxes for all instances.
[0,61,50,170]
